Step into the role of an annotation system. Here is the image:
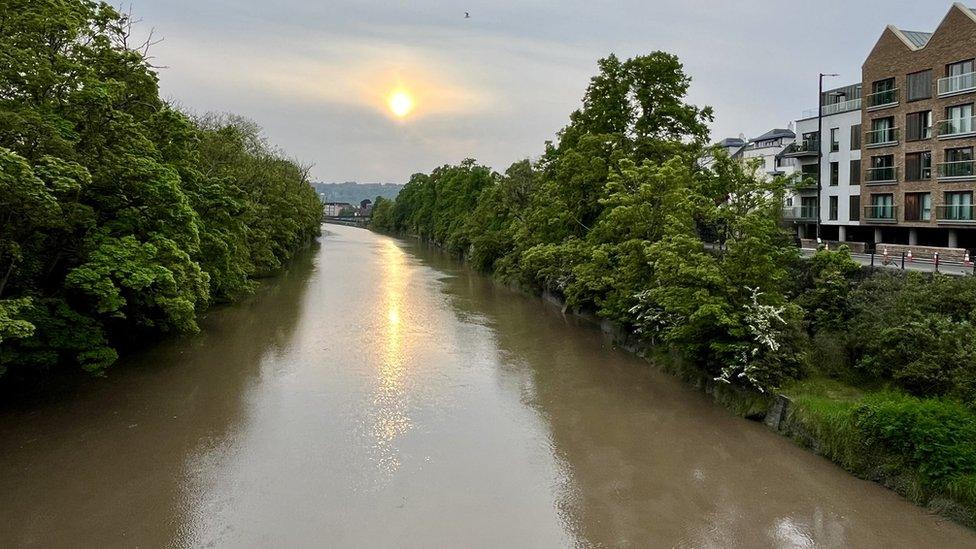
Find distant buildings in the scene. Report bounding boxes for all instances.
[715,2,976,254]
[324,202,354,217]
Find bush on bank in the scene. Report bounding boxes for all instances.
[371,49,976,516]
[0,1,322,379]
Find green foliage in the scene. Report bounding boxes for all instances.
[842,272,976,405]
[796,247,862,332]
[786,380,976,516]
[853,392,976,482]
[0,0,322,379]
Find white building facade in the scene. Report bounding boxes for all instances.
[782,84,867,243]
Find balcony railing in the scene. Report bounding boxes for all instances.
[865,126,898,147]
[866,88,899,109]
[938,116,976,138]
[782,140,819,157]
[866,166,898,183]
[794,173,819,189]
[936,204,976,223]
[938,160,976,180]
[824,98,861,116]
[864,204,898,221]
[783,206,818,221]
[802,98,863,118]
[938,72,976,96]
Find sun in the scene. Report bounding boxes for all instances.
[387,89,415,118]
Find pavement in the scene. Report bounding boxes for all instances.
[800,248,975,276]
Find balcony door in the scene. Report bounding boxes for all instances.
[946,191,973,221]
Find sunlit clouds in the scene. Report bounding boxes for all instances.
[138,0,943,183]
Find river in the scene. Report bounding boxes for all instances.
[1,224,974,548]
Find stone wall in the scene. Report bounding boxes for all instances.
[876,242,969,262]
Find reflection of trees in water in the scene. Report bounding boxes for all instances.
[400,240,866,547]
[0,244,319,548]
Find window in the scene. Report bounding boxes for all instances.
[868,117,896,145]
[849,196,861,221]
[868,155,895,182]
[869,78,897,107]
[905,151,932,181]
[904,192,931,221]
[830,128,839,152]
[829,196,838,220]
[850,124,861,149]
[830,162,839,186]
[943,103,974,135]
[943,147,975,178]
[850,159,861,185]
[948,59,975,77]
[945,191,974,220]
[907,70,932,101]
[800,196,818,219]
[800,163,818,185]
[801,131,819,151]
[870,194,895,219]
[785,196,794,207]
[906,111,932,141]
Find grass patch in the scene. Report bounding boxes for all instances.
[781,378,976,527]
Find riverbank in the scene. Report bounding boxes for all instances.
[553,278,976,530]
[391,230,976,530]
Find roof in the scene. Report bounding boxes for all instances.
[900,30,933,48]
[882,5,976,52]
[750,128,795,142]
[717,137,746,148]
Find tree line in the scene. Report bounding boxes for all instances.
[0,1,323,379]
[372,52,976,512]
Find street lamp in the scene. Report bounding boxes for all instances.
[816,72,839,242]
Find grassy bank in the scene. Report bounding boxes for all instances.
[781,378,976,527]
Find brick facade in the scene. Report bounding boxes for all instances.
[860,4,976,247]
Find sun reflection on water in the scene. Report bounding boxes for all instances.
[366,239,413,476]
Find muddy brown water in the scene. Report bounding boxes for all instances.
[2,225,975,548]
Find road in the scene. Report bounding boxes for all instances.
[801,248,975,276]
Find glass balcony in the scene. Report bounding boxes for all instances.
[864,204,898,222]
[865,127,898,147]
[865,88,899,109]
[782,139,819,157]
[937,160,976,180]
[938,116,976,138]
[866,166,898,183]
[936,204,976,222]
[782,206,818,221]
[938,72,976,96]
[822,98,862,116]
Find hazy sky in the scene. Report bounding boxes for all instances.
[136,0,951,183]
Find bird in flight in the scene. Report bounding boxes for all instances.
[465,12,470,18]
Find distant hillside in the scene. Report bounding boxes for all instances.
[312,182,404,205]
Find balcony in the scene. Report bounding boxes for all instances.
[865,126,898,148]
[937,160,976,181]
[866,166,898,184]
[782,139,820,157]
[801,98,863,118]
[864,204,898,222]
[938,116,976,139]
[936,204,976,223]
[783,206,818,221]
[865,88,899,110]
[938,72,976,97]
[794,173,819,190]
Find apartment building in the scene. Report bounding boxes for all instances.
[860,3,976,250]
[784,84,865,241]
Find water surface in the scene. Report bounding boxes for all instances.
[2,225,974,548]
